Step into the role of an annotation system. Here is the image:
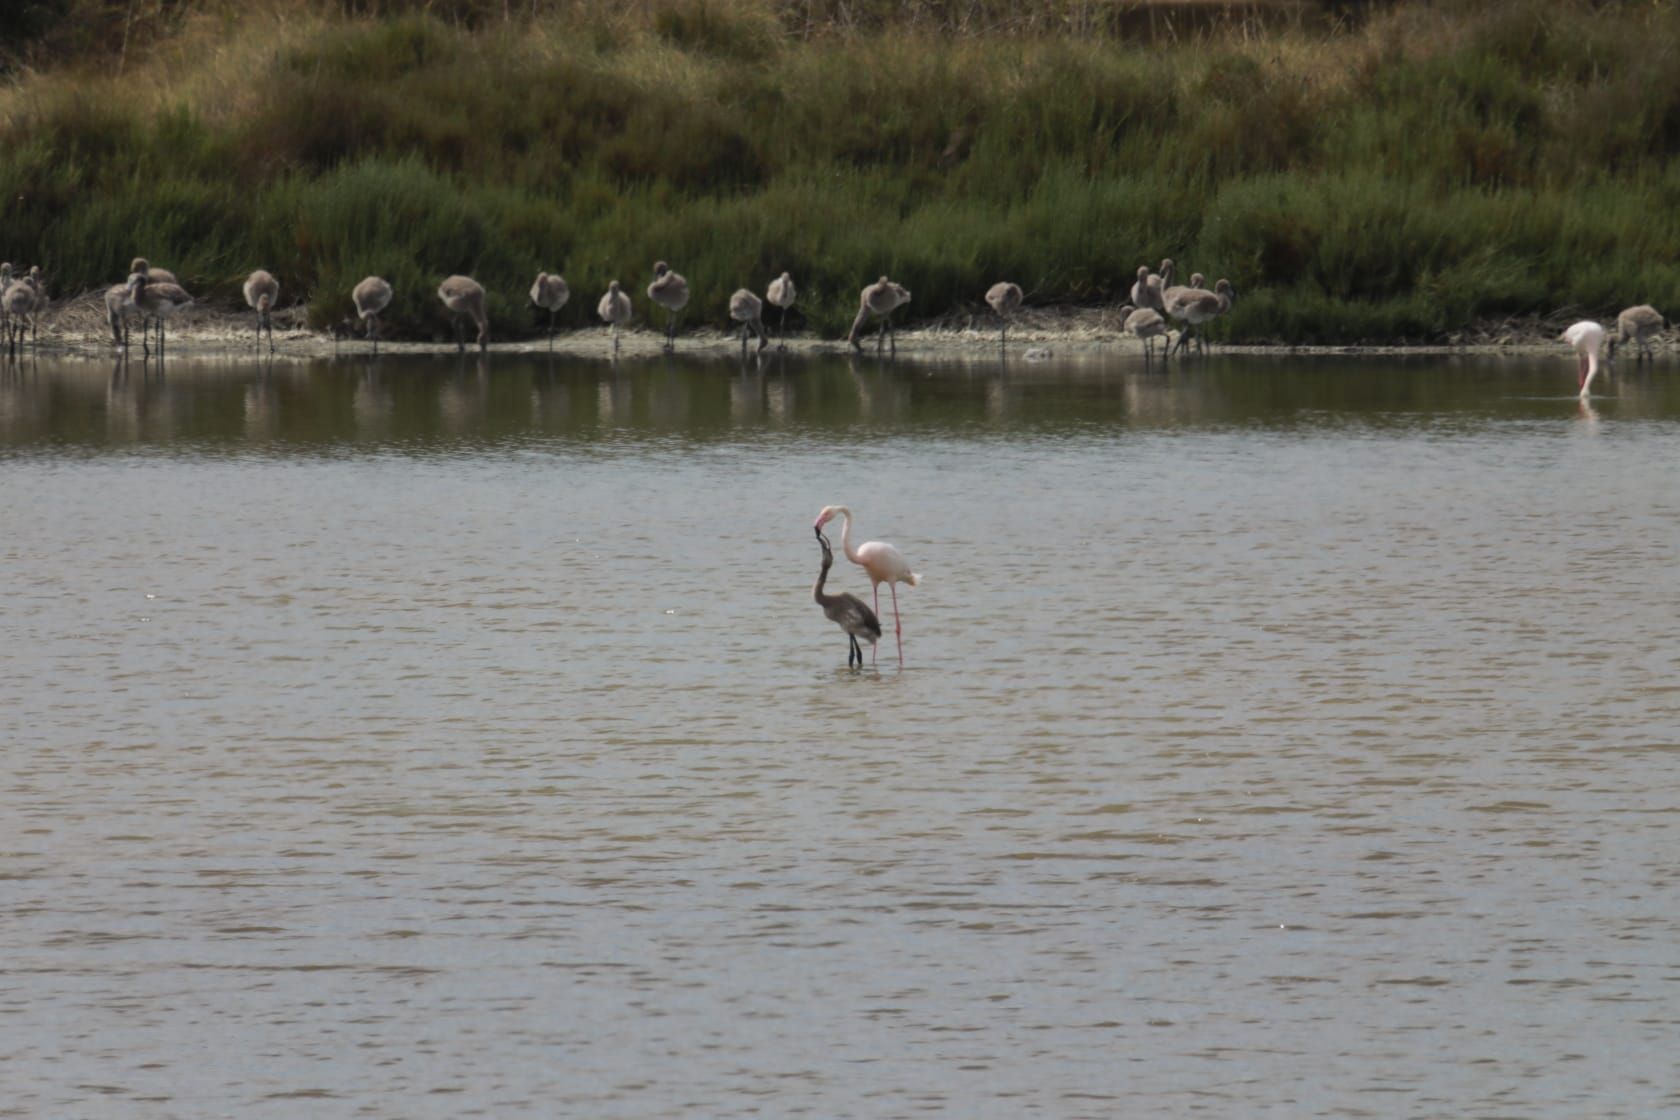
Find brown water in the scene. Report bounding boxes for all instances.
[3,351,1678,1118]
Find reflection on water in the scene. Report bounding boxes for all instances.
[3,350,1680,1118]
[6,350,1679,452]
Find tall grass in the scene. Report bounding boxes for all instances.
[4,0,1680,341]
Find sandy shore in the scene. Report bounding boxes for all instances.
[10,289,1647,362]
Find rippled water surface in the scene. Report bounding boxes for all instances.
[4,351,1679,1118]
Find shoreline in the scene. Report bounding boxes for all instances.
[8,293,1642,363]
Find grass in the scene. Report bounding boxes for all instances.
[3,0,1680,342]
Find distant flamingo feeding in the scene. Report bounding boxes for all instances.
[353,276,393,352]
[812,504,920,666]
[849,276,912,356]
[766,271,796,349]
[1562,320,1607,397]
[813,529,882,669]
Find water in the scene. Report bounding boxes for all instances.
[3,350,1678,1118]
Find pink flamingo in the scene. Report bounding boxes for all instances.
[812,504,920,666]
[1561,320,1607,397]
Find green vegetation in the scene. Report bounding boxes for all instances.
[4,0,1680,342]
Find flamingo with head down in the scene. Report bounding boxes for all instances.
[1562,320,1607,397]
[812,505,920,666]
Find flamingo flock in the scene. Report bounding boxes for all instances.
[0,255,1667,404]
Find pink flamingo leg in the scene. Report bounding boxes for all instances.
[871,583,880,665]
[890,582,903,666]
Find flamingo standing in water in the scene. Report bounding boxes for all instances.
[1562,320,1607,397]
[814,529,882,669]
[812,504,920,666]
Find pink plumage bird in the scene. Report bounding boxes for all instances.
[1561,320,1607,397]
[812,504,921,666]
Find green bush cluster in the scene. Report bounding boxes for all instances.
[4,0,1680,342]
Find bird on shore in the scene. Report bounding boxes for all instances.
[129,258,178,286]
[1562,319,1607,397]
[3,267,41,351]
[127,269,193,358]
[104,280,138,349]
[243,269,279,354]
[848,276,912,356]
[812,504,920,667]
[1130,265,1167,314]
[1608,304,1663,363]
[1119,302,1168,360]
[0,263,11,342]
[530,272,569,349]
[353,276,393,353]
[598,280,632,354]
[814,528,882,669]
[1166,278,1235,357]
[985,281,1023,346]
[728,288,769,358]
[766,271,796,349]
[438,275,489,352]
[648,261,690,351]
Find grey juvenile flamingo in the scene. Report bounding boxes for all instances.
[243,269,279,353]
[848,276,912,356]
[648,261,690,351]
[353,276,393,352]
[438,275,489,352]
[766,271,796,349]
[530,272,569,349]
[985,281,1023,346]
[814,528,882,669]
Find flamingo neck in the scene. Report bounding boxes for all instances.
[833,507,863,565]
[1580,351,1599,396]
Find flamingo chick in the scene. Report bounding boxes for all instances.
[243,269,279,353]
[530,272,570,349]
[848,276,912,356]
[985,281,1023,346]
[1562,320,1607,397]
[812,504,920,666]
[766,271,796,348]
[1166,278,1235,357]
[814,528,882,669]
[353,276,393,352]
[438,275,489,352]
[1120,302,1168,359]
[728,288,769,358]
[1608,304,1663,363]
[598,280,632,353]
[648,261,690,351]
[127,270,193,358]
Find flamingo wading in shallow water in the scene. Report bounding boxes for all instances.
[1562,320,1607,397]
[814,529,882,669]
[812,505,920,667]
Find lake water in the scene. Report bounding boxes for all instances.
[3,349,1678,1118]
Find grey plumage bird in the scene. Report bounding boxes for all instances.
[648,261,690,351]
[1119,302,1168,360]
[814,528,882,669]
[1608,304,1664,363]
[353,276,393,353]
[1165,278,1235,357]
[127,270,193,358]
[530,272,570,349]
[598,280,632,354]
[243,269,279,353]
[848,275,912,355]
[766,271,796,349]
[728,288,769,358]
[985,281,1023,346]
[438,274,489,352]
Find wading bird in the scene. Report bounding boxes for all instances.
[353,276,393,352]
[766,271,796,348]
[1129,265,1162,313]
[1119,302,1168,360]
[1562,319,1607,397]
[812,504,920,667]
[814,528,883,669]
[530,272,569,349]
[1166,278,1235,357]
[985,281,1023,346]
[2,268,39,351]
[1608,304,1664,363]
[598,280,632,354]
[848,276,912,356]
[104,280,138,348]
[438,275,489,352]
[728,288,769,358]
[648,261,690,351]
[127,270,193,358]
[243,269,279,353]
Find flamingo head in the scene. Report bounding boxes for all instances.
[813,505,837,530]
